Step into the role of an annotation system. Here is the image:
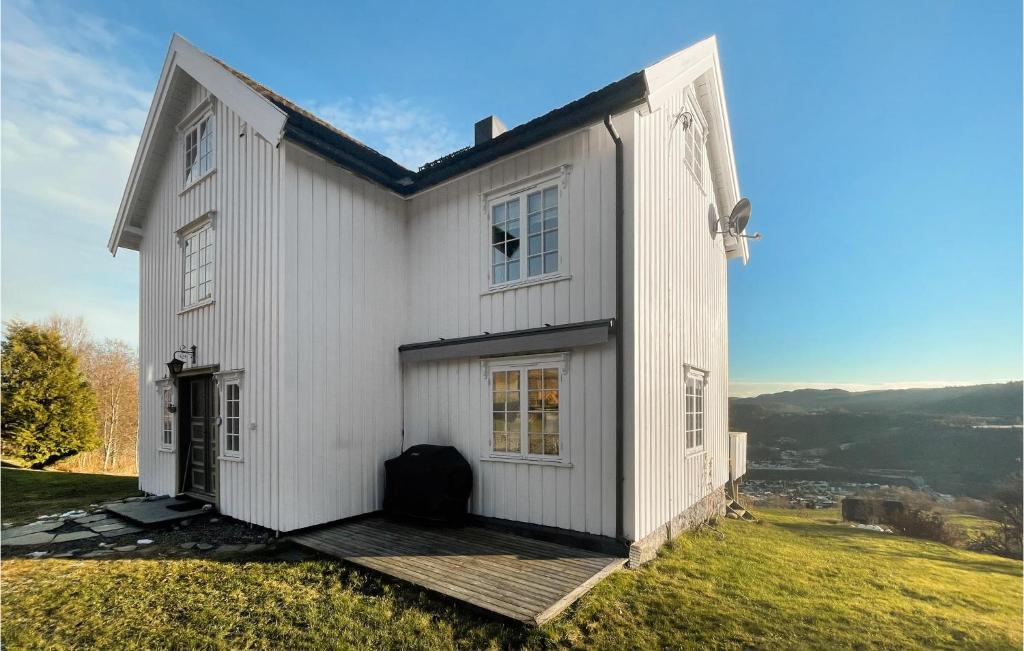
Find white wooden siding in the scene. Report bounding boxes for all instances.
[402,342,617,538]
[137,74,282,530]
[401,125,619,538]
[627,82,730,541]
[405,126,617,341]
[276,143,407,532]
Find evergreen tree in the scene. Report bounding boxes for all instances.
[1,321,99,466]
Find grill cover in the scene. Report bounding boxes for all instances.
[383,444,472,524]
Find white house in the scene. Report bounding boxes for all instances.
[109,33,751,563]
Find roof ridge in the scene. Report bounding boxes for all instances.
[210,55,414,175]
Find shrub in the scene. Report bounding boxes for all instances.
[1,321,99,466]
[889,508,965,547]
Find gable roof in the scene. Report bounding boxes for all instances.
[110,34,743,257]
[214,55,648,196]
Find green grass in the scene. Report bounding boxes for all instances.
[1,467,140,524]
[2,505,1020,649]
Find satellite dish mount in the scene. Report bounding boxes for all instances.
[716,197,761,240]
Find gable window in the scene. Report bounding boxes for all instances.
[685,369,706,451]
[183,113,215,186]
[683,102,706,188]
[490,183,559,286]
[180,217,215,308]
[158,384,174,451]
[488,354,567,461]
[217,372,243,460]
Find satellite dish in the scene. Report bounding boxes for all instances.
[728,198,751,234]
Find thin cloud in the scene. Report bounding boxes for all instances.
[308,97,463,170]
[1,0,144,344]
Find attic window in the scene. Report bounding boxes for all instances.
[183,113,215,186]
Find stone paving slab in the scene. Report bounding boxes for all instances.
[2,532,56,546]
[91,522,128,532]
[101,526,143,538]
[4,520,64,538]
[52,531,100,544]
[74,514,107,524]
[105,497,210,525]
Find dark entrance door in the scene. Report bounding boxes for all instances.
[178,375,216,498]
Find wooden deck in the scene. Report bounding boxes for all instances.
[290,515,625,626]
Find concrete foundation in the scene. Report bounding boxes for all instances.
[627,488,727,567]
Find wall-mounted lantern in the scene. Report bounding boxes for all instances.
[167,345,197,376]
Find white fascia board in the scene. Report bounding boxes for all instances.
[168,34,287,144]
[642,36,748,264]
[108,34,288,254]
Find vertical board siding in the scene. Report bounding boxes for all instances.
[404,127,616,342]
[401,343,616,538]
[400,126,618,538]
[137,75,281,530]
[629,82,730,541]
[276,144,406,532]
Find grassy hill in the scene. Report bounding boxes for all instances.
[733,382,1023,419]
[3,507,1020,649]
[731,382,1023,497]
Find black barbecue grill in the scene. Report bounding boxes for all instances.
[383,444,472,524]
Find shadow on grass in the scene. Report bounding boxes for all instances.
[10,543,544,638]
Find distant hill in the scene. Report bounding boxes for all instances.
[732,382,1023,420]
[730,382,1023,497]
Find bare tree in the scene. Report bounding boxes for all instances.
[38,315,140,475]
[40,314,94,363]
[87,340,139,472]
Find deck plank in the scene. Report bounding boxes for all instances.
[290,515,624,626]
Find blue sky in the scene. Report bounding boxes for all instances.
[1,0,1020,395]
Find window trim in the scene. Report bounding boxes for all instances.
[483,353,570,465]
[179,99,217,192]
[214,370,244,461]
[482,167,570,291]
[684,365,708,454]
[681,91,708,192]
[155,379,175,452]
[177,211,217,311]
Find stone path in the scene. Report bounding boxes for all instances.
[1,497,291,561]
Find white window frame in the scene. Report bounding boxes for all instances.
[177,212,216,312]
[484,353,569,465]
[215,370,244,461]
[681,93,709,192]
[155,379,175,452]
[179,98,217,191]
[483,167,570,291]
[685,366,708,453]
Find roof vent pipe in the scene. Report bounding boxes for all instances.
[474,115,507,145]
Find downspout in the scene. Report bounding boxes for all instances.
[603,115,625,543]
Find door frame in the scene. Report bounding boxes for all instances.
[175,364,219,504]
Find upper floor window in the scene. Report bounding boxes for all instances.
[488,354,566,461]
[184,113,215,186]
[181,218,215,308]
[490,183,559,286]
[685,369,706,451]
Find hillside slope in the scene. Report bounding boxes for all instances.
[733,382,1023,420]
[3,509,1021,648]
[730,382,1023,496]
